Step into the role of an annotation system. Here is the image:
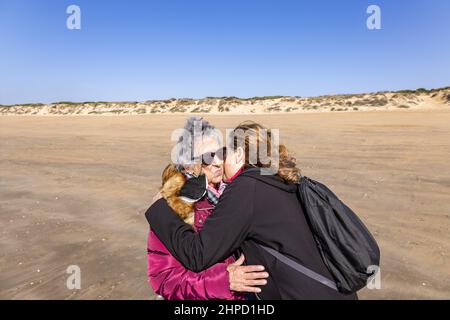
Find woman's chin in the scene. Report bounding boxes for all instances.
[210,174,223,184]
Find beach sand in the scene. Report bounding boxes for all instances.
[1,110,449,299]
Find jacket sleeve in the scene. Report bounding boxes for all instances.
[147,231,242,300]
[146,177,255,272]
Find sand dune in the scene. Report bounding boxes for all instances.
[0,110,449,299]
[1,87,449,116]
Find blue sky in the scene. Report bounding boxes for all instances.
[0,0,449,104]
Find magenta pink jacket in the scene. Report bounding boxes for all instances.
[147,196,244,300]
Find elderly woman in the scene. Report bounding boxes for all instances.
[146,117,269,300]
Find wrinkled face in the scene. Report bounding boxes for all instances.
[196,136,223,185]
[223,147,244,180]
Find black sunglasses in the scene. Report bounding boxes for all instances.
[197,147,227,166]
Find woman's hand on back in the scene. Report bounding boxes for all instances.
[227,254,269,293]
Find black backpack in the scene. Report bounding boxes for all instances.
[296,176,381,294]
[242,168,380,294]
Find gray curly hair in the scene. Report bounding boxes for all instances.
[173,116,222,170]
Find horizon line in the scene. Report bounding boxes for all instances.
[2,86,449,107]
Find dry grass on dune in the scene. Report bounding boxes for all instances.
[1,87,449,116]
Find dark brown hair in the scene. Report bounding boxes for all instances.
[229,121,301,183]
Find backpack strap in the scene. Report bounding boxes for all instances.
[257,244,338,291]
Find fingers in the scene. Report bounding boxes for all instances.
[243,271,269,280]
[238,265,265,273]
[231,277,267,292]
[234,254,245,266]
[228,262,268,294]
[242,279,268,286]
[235,286,262,293]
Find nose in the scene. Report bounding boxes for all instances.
[212,153,223,166]
[211,156,223,167]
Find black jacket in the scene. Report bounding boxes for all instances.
[146,169,357,300]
